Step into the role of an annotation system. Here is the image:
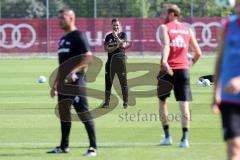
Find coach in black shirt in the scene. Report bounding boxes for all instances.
[48,8,97,157]
[102,18,131,109]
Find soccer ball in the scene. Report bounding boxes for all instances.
[215,0,236,7]
[202,79,211,87]
[38,75,47,83]
[196,80,203,86]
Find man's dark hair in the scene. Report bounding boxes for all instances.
[112,18,120,24]
[59,8,74,13]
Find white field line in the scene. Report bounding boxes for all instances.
[0,141,223,146]
[0,54,216,59]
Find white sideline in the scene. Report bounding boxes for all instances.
[0,141,223,146]
[0,53,216,59]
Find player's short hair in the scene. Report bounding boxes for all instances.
[167,4,181,17]
[112,18,120,24]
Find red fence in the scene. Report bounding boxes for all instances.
[0,18,222,54]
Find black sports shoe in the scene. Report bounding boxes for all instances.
[47,146,70,153]
[101,102,109,108]
[83,147,97,157]
[123,102,128,109]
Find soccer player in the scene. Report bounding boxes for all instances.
[212,0,240,159]
[157,4,202,148]
[101,18,131,109]
[48,8,97,156]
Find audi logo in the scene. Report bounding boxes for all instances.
[0,23,36,49]
[156,21,221,48]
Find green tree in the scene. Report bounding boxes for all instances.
[96,0,147,17]
[146,0,191,17]
[1,0,234,18]
[48,0,94,18]
[146,0,232,17]
[2,0,46,18]
[48,0,67,18]
[191,0,232,17]
[66,0,94,18]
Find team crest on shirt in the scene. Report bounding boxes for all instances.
[59,39,65,46]
[170,35,187,48]
[74,96,80,103]
[58,39,70,53]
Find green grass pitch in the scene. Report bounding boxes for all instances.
[0,57,225,160]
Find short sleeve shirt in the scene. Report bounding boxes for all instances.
[104,32,127,58]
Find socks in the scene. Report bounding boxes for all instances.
[163,125,170,138]
[163,126,189,141]
[181,127,189,141]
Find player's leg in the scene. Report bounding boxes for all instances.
[227,138,240,160]
[159,99,171,140]
[73,96,97,156]
[178,101,191,148]
[157,72,173,145]
[73,77,97,157]
[159,100,169,127]
[116,56,128,108]
[47,94,71,153]
[173,69,192,148]
[103,59,115,108]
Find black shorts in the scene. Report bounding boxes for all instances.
[219,102,240,141]
[157,69,192,101]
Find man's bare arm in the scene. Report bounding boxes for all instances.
[160,25,173,75]
[189,29,202,65]
[66,51,93,83]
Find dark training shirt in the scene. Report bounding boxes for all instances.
[104,32,127,58]
[58,30,90,64]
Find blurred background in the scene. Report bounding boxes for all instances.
[0,0,234,56]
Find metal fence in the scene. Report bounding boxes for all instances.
[0,0,231,55]
[0,0,232,19]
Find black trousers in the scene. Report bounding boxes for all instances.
[219,103,240,141]
[105,55,128,103]
[157,69,192,101]
[57,76,97,149]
